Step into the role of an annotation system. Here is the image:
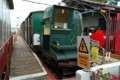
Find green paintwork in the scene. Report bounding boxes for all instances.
[22,11,44,47]
[32,13,43,34]
[42,5,83,62]
[24,19,28,42]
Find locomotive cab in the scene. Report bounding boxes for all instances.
[41,5,82,67]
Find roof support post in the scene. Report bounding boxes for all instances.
[105,10,110,50]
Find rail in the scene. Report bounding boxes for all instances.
[0,35,13,51]
[91,40,106,64]
[0,35,13,80]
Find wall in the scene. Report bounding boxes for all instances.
[76,62,120,80]
[0,0,3,47]
[0,0,12,76]
[0,0,11,48]
[82,12,103,28]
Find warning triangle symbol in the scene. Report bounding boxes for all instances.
[78,38,88,53]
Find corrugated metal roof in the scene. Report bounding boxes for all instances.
[81,0,120,9]
[63,0,120,10]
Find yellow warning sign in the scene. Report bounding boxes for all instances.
[78,53,90,69]
[91,46,99,61]
[78,38,88,53]
[101,10,106,13]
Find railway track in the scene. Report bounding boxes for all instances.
[36,52,79,79]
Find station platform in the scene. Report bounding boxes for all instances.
[9,36,48,80]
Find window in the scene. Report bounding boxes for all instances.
[54,9,70,29]
[44,17,50,35]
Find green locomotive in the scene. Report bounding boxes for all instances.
[41,5,82,68]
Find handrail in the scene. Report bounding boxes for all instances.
[91,39,106,64]
[0,34,13,79]
[71,35,74,45]
[0,35,13,51]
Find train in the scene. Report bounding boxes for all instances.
[0,0,14,79]
[21,5,83,76]
[20,4,108,76]
[21,11,44,52]
[41,5,83,67]
[21,2,120,76]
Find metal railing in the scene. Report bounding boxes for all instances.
[0,35,13,80]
